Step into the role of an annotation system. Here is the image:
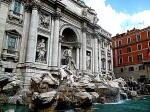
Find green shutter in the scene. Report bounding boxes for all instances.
[8,37,16,51]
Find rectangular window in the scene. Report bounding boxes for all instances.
[118,40,122,46]
[138,54,143,61]
[127,47,131,52]
[119,49,122,54]
[138,44,142,50]
[120,68,123,72]
[128,38,131,44]
[139,65,145,70]
[14,1,21,13]
[148,31,150,38]
[137,34,141,41]
[149,42,150,48]
[129,67,134,71]
[119,58,123,64]
[128,56,132,62]
[8,37,16,53]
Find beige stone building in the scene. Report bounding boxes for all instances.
[0,0,113,88]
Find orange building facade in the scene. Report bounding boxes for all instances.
[112,27,150,82]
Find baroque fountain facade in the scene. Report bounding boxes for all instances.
[0,0,133,111]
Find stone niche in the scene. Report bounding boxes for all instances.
[36,35,48,64]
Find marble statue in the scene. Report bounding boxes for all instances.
[63,46,77,70]
[128,76,138,91]
[86,52,91,69]
[36,39,46,63]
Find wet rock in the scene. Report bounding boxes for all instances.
[99,97,106,104]
[33,91,57,104]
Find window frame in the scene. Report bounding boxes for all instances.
[138,53,143,61]
[129,67,134,71]
[120,68,123,72]
[13,1,21,14]
[148,41,150,48]
[127,46,132,53]
[128,56,133,62]
[119,57,123,64]
[137,34,141,41]
[139,65,145,70]
[118,40,122,46]
[2,30,21,62]
[119,49,122,55]
[7,36,16,54]
[137,44,142,50]
[148,31,150,38]
[127,37,131,44]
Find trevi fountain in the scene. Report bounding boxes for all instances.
[0,0,149,112]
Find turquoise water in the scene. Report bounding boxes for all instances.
[0,104,29,112]
[0,96,150,112]
[94,96,150,112]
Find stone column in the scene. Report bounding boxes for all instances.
[26,3,39,63]
[51,12,61,69]
[9,1,14,15]
[98,41,102,73]
[19,7,30,63]
[79,47,83,70]
[110,44,114,71]
[82,28,87,71]
[76,46,80,69]
[115,41,118,66]
[93,34,98,73]
[104,41,108,74]
[58,37,62,68]
[0,1,9,59]
[48,18,54,67]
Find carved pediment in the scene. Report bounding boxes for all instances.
[6,29,21,36]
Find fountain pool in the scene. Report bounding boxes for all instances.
[0,96,150,112]
[93,96,150,112]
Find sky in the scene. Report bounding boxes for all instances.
[81,0,150,36]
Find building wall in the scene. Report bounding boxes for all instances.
[0,0,113,88]
[112,27,150,81]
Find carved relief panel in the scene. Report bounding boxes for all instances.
[39,13,51,29]
[86,33,91,47]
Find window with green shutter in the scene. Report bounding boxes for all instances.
[8,37,16,53]
[14,1,21,13]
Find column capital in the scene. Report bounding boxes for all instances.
[52,12,61,20]
[91,33,99,39]
[82,27,87,32]
[31,0,41,10]
[24,3,31,13]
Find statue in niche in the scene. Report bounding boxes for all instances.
[36,39,46,63]
[86,52,91,70]
[63,46,77,70]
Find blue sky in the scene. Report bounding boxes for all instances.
[82,0,150,36]
[105,0,150,15]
